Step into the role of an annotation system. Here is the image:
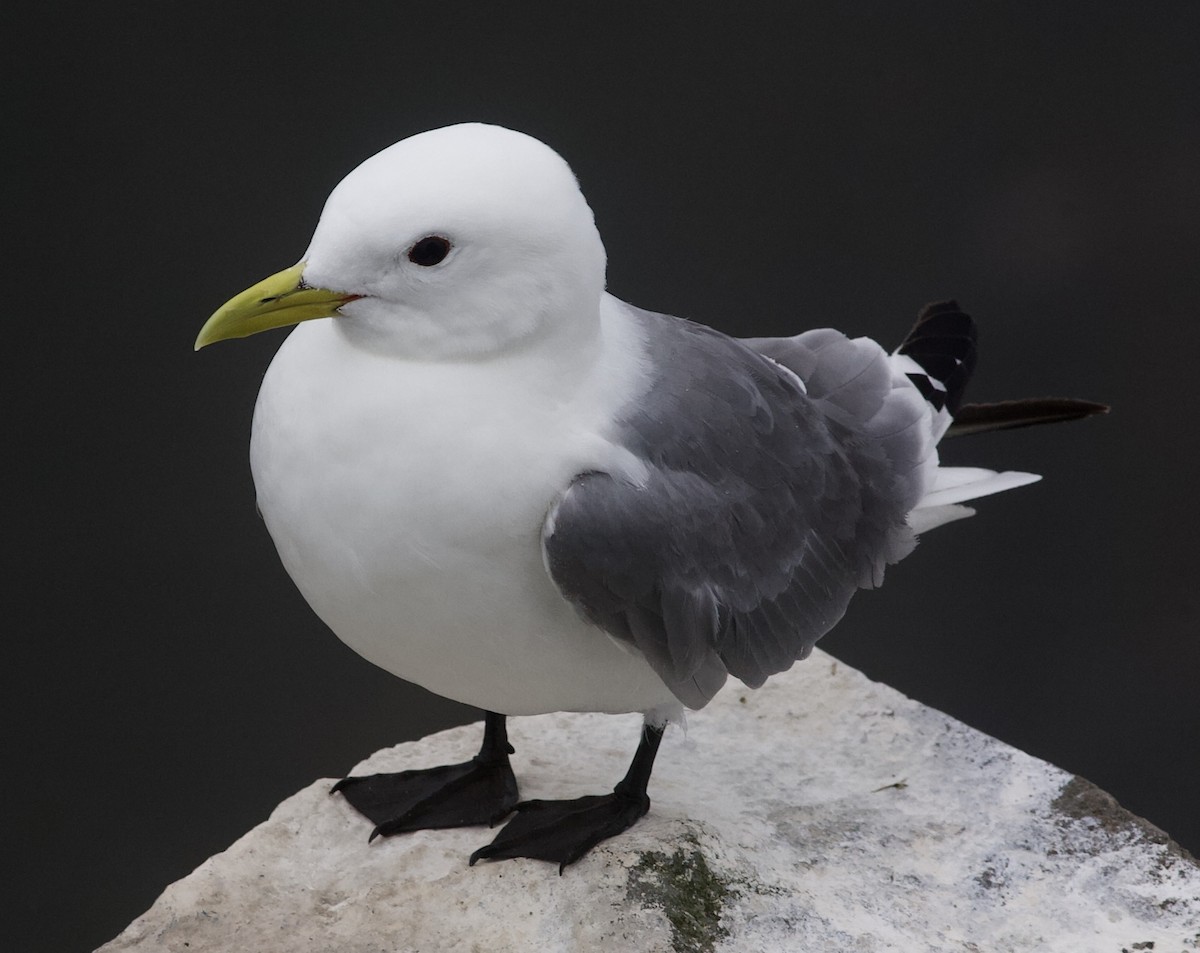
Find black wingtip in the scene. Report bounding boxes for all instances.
[947,398,1110,437]
[896,301,978,415]
[915,299,963,321]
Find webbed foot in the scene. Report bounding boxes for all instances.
[468,788,650,871]
[332,711,518,838]
[468,721,665,871]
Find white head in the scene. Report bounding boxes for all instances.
[308,123,609,359]
[198,124,608,360]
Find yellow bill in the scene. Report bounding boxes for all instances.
[195,262,361,350]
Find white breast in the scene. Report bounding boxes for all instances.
[249,298,679,716]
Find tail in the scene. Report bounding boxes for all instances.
[893,301,1107,533]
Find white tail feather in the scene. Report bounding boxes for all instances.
[908,503,975,534]
[908,467,1041,533]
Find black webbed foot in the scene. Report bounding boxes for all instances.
[468,788,650,872]
[332,711,518,838]
[332,756,518,836]
[469,721,665,871]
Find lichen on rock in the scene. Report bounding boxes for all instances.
[627,831,737,953]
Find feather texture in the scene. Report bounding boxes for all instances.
[545,304,928,708]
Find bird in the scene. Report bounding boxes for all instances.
[196,122,1105,871]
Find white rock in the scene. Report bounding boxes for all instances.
[99,651,1200,953]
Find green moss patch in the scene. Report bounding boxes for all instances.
[627,835,738,953]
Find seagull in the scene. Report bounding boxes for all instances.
[196,122,1104,871]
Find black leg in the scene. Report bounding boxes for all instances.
[469,721,666,872]
[332,711,519,838]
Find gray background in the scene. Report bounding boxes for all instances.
[8,4,1198,951]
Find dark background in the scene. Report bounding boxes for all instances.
[8,4,1198,951]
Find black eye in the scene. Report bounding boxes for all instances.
[408,236,452,266]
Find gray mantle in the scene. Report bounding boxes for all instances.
[100,651,1199,952]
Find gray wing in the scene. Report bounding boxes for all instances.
[543,304,931,709]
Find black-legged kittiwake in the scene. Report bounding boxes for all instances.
[196,123,1105,871]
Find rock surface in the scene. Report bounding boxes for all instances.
[100,652,1200,952]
